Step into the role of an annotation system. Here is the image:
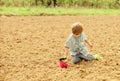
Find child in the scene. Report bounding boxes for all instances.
[64,22,95,64]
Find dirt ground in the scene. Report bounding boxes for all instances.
[0,16,120,81]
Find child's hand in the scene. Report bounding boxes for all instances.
[85,40,93,48]
[63,53,67,58]
[89,44,93,48]
[64,51,68,58]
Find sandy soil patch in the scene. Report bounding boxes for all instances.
[0,16,120,81]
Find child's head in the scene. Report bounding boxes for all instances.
[71,22,83,37]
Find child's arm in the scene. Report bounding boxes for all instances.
[64,47,69,58]
[85,40,93,48]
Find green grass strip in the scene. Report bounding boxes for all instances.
[0,7,120,16]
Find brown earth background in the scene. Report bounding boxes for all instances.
[0,16,120,81]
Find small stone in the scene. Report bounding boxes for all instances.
[116,63,119,65]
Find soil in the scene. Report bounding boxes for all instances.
[0,16,120,81]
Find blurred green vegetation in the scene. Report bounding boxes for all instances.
[0,7,120,16]
[0,0,120,9]
[0,0,120,16]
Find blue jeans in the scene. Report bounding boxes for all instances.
[71,53,95,64]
